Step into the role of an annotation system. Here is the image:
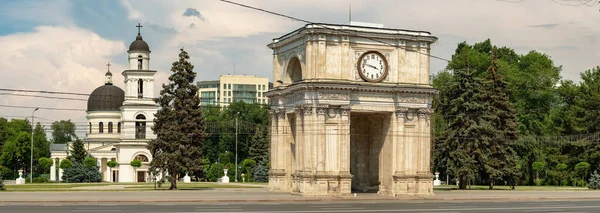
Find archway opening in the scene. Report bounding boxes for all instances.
[286,57,302,84]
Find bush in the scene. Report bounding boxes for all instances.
[588,171,600,190]
[83,157,97,168]
[38,157,53,174]
[33,176,49,183]
[130,159,142,168]
[253,163,268,182]
[106,160,118,168]
[207,163,222,182]
[0,166,12,180]
[62,162,102,183]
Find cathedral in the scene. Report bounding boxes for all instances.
[50,25,158,182]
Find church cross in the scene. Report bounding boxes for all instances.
[136,23,143,35]
[106,62,111,71]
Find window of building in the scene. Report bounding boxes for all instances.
[228,84,231,89]
[99,122,104,133]
[223,84,226,89]
[228,91,231,96]
[137,55,143,70]
[89,122,92,134]
[108,122,113,133]
[263,85,266,90]
[118,122,121,133]
[135,114,146,139]
[138,79,144,98]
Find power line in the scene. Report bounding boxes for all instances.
[0,88,88,96]
[0,93,88,101]
[218,0,451,62]
[0,104,86,111]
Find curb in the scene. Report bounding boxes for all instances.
[2,196,600,203]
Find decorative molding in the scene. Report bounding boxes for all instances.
[294,105,304,115]
[288,92,305,103]
[398,94,428,104]
[276,108,286,120]
[316,104,328,115]
[340,105,351,116]
[302,105,313,115]
[418,108,434,119]
[395,107,409,119]
[318,91,349,100]
[327,108,338,118]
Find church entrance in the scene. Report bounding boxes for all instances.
[137,171,146,182]
[350,113,390,193]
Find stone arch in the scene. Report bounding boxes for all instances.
[284,57,303,84]
[131,151,151,162]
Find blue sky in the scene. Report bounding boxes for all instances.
[1,0,600,132]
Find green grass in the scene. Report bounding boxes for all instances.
[434,184,590,191]
[125,182,263,189]
[2,182,264,192]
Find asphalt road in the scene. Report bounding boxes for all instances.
[2,200,600,213]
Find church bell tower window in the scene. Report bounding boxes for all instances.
[138,55,143,70]
[99,122,104,133]
[135,114,146,139]
[118,122,121,133]
[138,79,144,98]
[108,122,113,133]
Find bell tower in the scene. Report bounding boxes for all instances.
[121,23,158,141]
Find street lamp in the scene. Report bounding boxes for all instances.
[30,107,39,183]
[235,112,239,182]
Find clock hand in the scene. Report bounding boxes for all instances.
[367,64,378,70]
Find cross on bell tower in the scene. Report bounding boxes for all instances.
[105,62,113,85]
[136,23,143,35]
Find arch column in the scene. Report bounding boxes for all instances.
[50,158,57,181]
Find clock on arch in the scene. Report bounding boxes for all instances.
[357,51,389,82]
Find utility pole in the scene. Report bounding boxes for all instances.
[235,112,239,182]
[30,108,39,183]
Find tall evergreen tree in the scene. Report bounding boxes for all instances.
[482,47,519,189]
[248,126,269,165]
[148,49,205,190]
[439,47,493,190]
[50,120,77,144]
[69,139,87,164]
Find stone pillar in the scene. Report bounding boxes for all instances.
[416,108,434,195]
[314,104,328,196]
[57,158,63,182]
[50,158,56,181]
[268,108,287,191]
[300,105,314,195]
[392,107,408,196]
[338,106,352,196]
[292,106,304,194]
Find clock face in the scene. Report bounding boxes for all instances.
[357,51,388,82]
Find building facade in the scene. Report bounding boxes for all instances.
[265,23,437,197]
[50,26,158,183]
[197,75,271,107]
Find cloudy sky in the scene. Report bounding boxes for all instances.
[0,0,599,135]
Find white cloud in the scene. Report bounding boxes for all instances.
[0,26,127,133]
[121,0,143,20]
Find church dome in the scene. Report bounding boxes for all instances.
[128,35,150,52]
[87,84,125,112]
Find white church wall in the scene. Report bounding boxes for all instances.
[86,111,122,139]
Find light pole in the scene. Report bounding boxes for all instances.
[30,107,39,183]
[235,112,239,182]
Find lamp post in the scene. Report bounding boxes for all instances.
[30,107,39,183]
[235,112,239,182]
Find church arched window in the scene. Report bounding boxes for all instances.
[135,114,146,139]
[138,79,143,98]
[108,122,113,133]
[117,122,121,133]
[99,122,104,133]
[137,55,143,70]
[135,155,149,162]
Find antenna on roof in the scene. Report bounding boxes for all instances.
[349,1,352,24]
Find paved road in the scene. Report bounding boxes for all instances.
[2,200,600,213]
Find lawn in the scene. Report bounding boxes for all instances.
[434,184,590,191]
[2,182,264,191]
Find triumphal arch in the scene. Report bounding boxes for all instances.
[265,23,438,197]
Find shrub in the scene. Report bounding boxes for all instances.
[0,170,5,191]
[106,160,118,168]
[38,157,53,174]
[207,163,222,182]
[33,176,49,183]
[588,171,600,190]
[59,159,73,170]
[253,163,268,182]
[61,162,102,183]
[83,157,97,168]
[130,159,142,168]
[0,166,12,180]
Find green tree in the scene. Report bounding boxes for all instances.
[248,126,269,165]
[148,49,206,190]
[37,157,53,174]
[0,132,32,174]
[59,159,73,182]
[69,139,87,164]
[532,161,545,180]
[438,46,491,190]
[62,162,102,183]
[241,158,256,181]
[575,162,590,183]
[50,120,77,144]
[83,157,96,168]
[482,48,519,189]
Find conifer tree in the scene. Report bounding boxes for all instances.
[148,49,205,190]
[482,47,519,189]
[439,47,493,190]
[69,139,87,164]
[248,126,269,165]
